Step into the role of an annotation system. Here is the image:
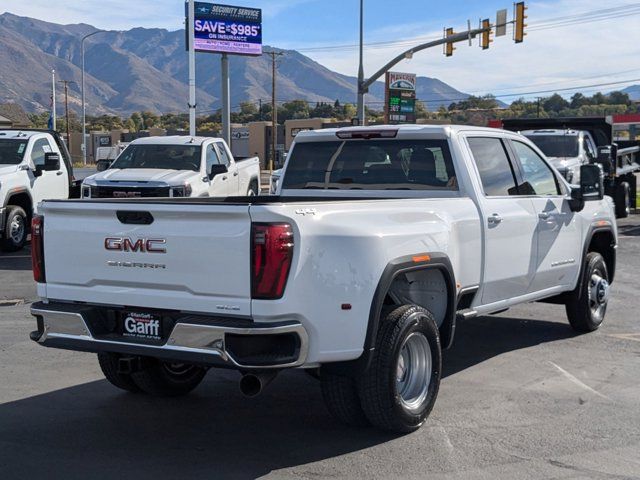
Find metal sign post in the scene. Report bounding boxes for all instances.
[188,0,197,137]
[221,53,230,145]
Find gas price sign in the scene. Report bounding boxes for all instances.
[385,72,417,124]
[189,2,262,56]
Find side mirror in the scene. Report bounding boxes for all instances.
[96,159,111,172]
[581,164,605,200]
[596,145,614,174]
[35,152,60,177]
[208,163,228,180]
[569,164,605,212]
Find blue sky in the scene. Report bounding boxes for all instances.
[3,0,640,99]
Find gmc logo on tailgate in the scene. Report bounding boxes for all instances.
[105,237,167,253]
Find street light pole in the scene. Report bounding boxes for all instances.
[356,0,365,125]
[81,30,106,165]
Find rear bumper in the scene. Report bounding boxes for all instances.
[30,302,308,370]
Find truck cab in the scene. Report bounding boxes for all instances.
[82,136,260,199]
[0,129,72,251]
[521,129,598,184]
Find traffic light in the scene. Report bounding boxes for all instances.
[481,19,492,49]
[445,28,455,57]
[514,2,527,43]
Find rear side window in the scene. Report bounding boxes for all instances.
[281,139,457,190]
[467,137,518,196]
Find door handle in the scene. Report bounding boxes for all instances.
[222,176,228,181]
[56,171,63,176]
[538,212,551,220]
[487,214,502,226]
[233,171,239,177]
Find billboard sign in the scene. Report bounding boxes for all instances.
[188,2,263,56]
[385,72,417,124]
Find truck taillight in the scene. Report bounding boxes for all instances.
[31,215,45,283]
[251,223,294,299]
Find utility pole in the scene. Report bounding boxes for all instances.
[59,80,75,147]
[266,50,284,171]
[356,0,365,125]
[259,99,262,121]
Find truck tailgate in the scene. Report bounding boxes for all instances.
[40,201,252,316]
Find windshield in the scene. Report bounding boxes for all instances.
[524,135,579,158]
[109,145,202,171]
[0,139,28,165]
[281,139,457,190]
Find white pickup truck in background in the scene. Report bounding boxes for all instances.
[0,129,77,251]
[31,125,617,433]
[82,136,260,199]
[521,129,598,184]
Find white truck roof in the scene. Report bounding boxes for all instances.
[0,130,47,140]
[521,129,581,136]
[294,124,514,142]
[129,135,222,146]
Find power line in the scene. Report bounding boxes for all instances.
[296,3,640,53]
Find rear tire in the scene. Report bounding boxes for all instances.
[565,252,610,332]
[321,372,370,427]
[97,353,141,393]
[1,206,28,252]
[131,358,207,397]
[615,182,630,218]
[359,305,442,433]
[247,181,258,196]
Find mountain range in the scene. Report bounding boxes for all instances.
[0,12,470,116]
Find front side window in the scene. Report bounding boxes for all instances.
[512,141,561,196]
[216,143,231,167]
[0,139,28,165]
[110,145,202,171]
[281,139,456,190]
[206,144,220,172]
[467,137,518,196]
[583,136,597,159]
[30,138,51,166]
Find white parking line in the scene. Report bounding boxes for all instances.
[548,361,611,401]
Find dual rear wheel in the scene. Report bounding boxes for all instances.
[322,305,442,433]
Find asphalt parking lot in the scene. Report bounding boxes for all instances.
[1,216,639,479]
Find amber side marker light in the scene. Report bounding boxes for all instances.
[412,255,431,263]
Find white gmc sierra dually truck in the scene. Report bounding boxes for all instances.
[0,129,76,251]
[30,125,617,433]
[82,136,260,199]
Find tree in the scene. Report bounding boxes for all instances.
[281,100,310,120]
[570,93,589,109]
[607,91,631,106]
[542,94,569,113]
[141,111,160,129]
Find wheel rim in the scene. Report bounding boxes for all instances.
[9,214,25,244]
[396,331,432,412]
[589,270,609,322]
[248,189,256,196]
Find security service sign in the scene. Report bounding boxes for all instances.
[385,72,417,124]
[190,2,262,56]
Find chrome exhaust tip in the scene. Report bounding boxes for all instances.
[239,371,278,397]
